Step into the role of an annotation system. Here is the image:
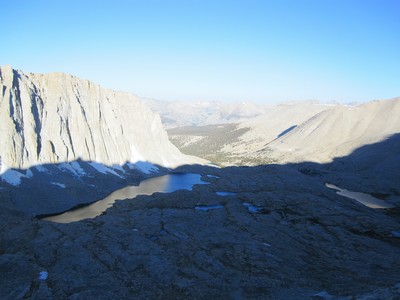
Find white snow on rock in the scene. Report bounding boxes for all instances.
[134,162,159,174]
[195,204,224,211]
[216,191,237,196]
[38,271,48,280]
[126,162,159,174]
[34,165,49,173]
[57,163,76,174]
[243,202,264,213]
[25,169,34,178]
[51,182,66,188]
[89,162,123,178]
[111,164,125,173]
[1,170,26,186]
[70,161,86,176]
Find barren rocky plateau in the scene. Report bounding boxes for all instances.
[1,154,400,299]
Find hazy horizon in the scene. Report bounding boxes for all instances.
[2,0,399,104]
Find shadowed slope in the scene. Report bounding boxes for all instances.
[1,137,400,298]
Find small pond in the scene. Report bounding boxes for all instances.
[215,192,237,196]
[325,183,395,209]
[43,173,208,223]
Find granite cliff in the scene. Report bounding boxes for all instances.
[0,65,200,173]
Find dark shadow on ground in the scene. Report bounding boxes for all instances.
[0,159,172,216]
[0,135,399,298]
[1,134,399,216]
[291,133,400,196]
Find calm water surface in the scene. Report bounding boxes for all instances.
[325,183,394,209]
[43,173,208,223]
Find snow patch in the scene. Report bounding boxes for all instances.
[135,161,159,174]
[126,162,136,170]
[89,162,123,178]
[129,144,159,173]
[70,161,86,176]
[126,161,159,174]
[34,165,49,173]
[58,163,78,176]
[216,191,237,196]
[195,204,224,211]
[243,202,264,213]
[1,170,26,186]
[38,271,48,280]
[58,162,86,177]
[51,182,66,188]
[25,169,34,178]
[111,164,125,172]
[207,175,220,179]
[312,290,334,299]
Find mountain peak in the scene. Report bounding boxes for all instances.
[0,67,204,170]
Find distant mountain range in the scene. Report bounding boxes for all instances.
[142,98,269,128]
[168,98,400,169]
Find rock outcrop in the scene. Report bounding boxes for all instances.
[1,163,399,299]
[0,65,202,172]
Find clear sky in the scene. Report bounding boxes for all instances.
[1,0,399,103]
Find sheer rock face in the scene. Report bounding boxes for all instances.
[0,66,200,171]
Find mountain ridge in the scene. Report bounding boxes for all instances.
[0,66,204,173]
[168,98,400,166]
[267,97,400,163]
[143,97,270,128]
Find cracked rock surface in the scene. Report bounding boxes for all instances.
[0,65,202,171]
[1,164,399,299]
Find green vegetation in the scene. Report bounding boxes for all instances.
[168,124,277,166]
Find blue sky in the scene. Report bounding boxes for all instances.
[2,0,399,103]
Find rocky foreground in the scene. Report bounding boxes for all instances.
[1,162,399,299]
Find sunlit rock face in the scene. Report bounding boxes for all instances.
[0,65,202,171]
